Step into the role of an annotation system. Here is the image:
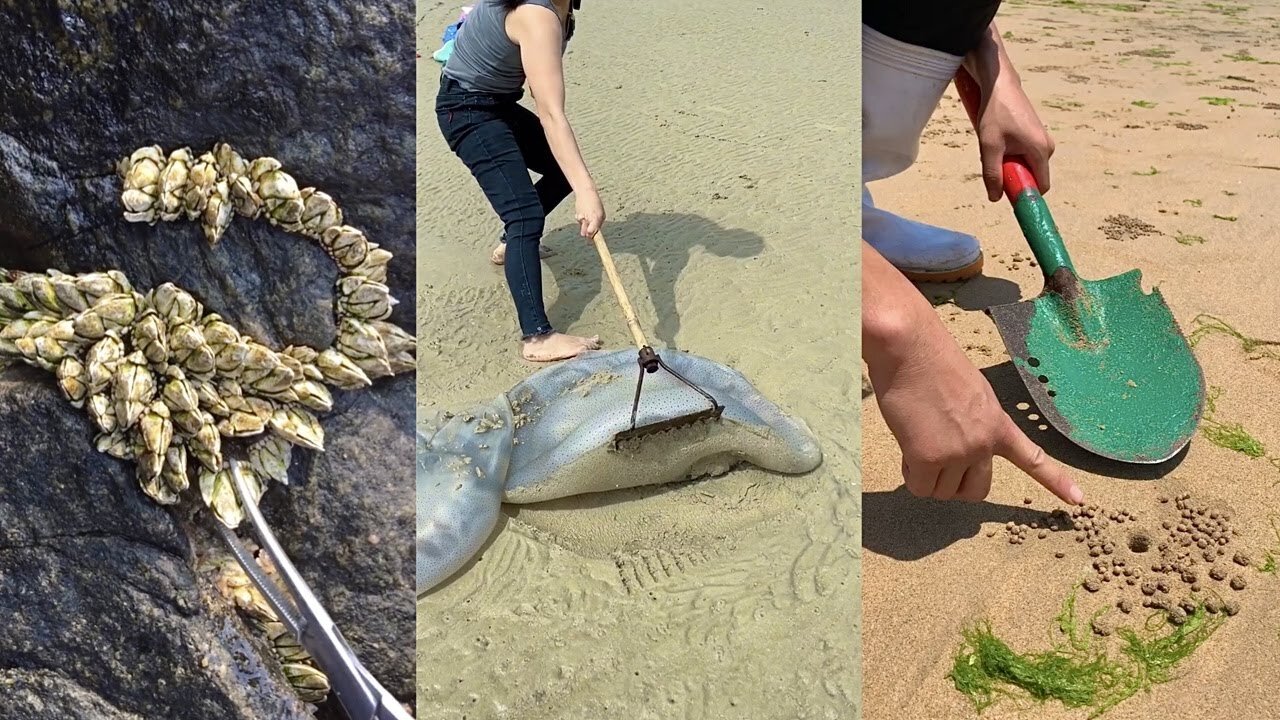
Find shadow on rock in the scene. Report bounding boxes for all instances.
[981,361,1188,479]
[862,485,1072,561]
[543,213,766,347]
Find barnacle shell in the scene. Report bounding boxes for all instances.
[176,409,222,472]
[200,313,240,352]
[95,430,135,460]
[131,309,169,364]
[257,169,304,226]
[56,356,89,407]
[296,188,342,237]
[184,152,219,220]
[170,322,216,376]
[150,284,201,327]
[215,560,278,624]
[314,347,370,389]
[137,451,174,504]
[120,145,165,223]
[112,351,155,429]
[139,400,173,458]
[161,367,199,412]
[282,662,331,704]
[33,331,73,366]
[336,276,395,321]
[16,273,61,314]
[75,293,139,340]
[202,180,235,244]
[290,380,333,413]
[87,393,117,433]
[85,333,124,393]
[161,444,190,495]
[320,226,369,269]
[213,142,249,179]
[51,274,91,314]
[248,434,292,485]
[199,463,263,528]
[76,271,132,304]
[218,410,268,438]
[335,317,392,378]
[158,148,194,222]
[264,621,310,663]
[348,244,392,284]
[269,407,324,451]
[0,284,33,316]
[206,550,332,705]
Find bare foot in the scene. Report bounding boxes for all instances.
[490,243,553,265]
[522,332,602,362]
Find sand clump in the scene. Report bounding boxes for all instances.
[998,492,1251,631]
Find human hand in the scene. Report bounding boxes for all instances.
[867,318,1083,505]
[575,188,605,238]
[974,73,1055,202]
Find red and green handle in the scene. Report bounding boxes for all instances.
[952,67,1075,278]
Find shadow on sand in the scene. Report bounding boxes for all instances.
[541,212,765,347]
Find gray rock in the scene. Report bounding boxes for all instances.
[0,0,415,716]
[0,373,314,720]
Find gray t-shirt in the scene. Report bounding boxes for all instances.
[443,0,569,93]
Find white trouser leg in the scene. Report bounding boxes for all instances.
[862,24,982,278]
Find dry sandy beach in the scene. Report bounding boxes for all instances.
[862,0,1280,718]
[417,1,859,718]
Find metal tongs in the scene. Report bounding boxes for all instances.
[214,458,413,720]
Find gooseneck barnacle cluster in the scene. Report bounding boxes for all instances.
[0,143,415,528]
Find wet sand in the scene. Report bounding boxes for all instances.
[417,1,860,718]
[862,1,1280,718]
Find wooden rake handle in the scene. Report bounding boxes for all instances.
[591,231,650,350]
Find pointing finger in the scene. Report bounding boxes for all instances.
[995,417,1083,505]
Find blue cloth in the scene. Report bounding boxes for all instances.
[433,38,455,64]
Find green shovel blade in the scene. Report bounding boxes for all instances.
[988,269,1205,463]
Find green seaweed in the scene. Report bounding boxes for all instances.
[1258,517,1280,574]
[1131,100,1157,108]
[1202,420,1266,457]
[1213,214,1238,222]
[1044,99,1085,111]
[1174,233,1205,246]
[1124,46,1174,58]
[1188,314,1280,358]
[1133,166,1159,176]
[950,591,1226,717]
[1200,96,1235,106]
[1205,3,1248,16]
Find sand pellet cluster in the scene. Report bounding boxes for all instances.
[995,492,1249,633]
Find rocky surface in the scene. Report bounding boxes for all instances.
[0,1,415,716]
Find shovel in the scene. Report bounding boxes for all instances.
[952,67,1205,464]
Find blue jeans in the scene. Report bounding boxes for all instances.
[436,74,573,338]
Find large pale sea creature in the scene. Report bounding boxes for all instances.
[416,348,823,593]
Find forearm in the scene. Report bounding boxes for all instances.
[862,241,943,370]
[538,110,596,195]
[963,21,1021,89]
